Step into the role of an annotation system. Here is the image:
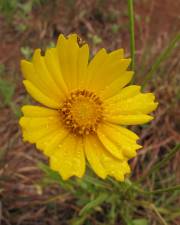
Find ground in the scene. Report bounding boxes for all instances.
[0,0,179,224]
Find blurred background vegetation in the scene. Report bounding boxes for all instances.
[0,0,179,224]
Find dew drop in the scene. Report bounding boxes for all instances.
[58,144,62,149]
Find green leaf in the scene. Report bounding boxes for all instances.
[0,78,15,105]
[10,102,21,118]
[111,24,120,33]
[92,35,102,45]
[20,46,33,60]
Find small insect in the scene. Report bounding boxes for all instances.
[77,35,86,47]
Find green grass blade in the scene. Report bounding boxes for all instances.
[128,0,135,73]
[145,185,180,195]
[79,193,108,216]
[142,32,180,89]
[134,185,180,195]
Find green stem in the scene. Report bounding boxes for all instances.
[128,0,135,72]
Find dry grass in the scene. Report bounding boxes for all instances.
[0,0,179,224]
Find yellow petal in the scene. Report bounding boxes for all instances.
[44,48,68,95]
[37,129,68,156]
[43,131,68,156]
[100,71,134,99]
[19,116,61,143]
[56,34,89,90]
[87,48,131,93]
[105,93,158,115]
[84,135,107,179]
[32,49,64,101]
[21,60,58,100]
[108,48,124,60]
[77,44,89,89]
[23,80,60,108]
[103,122,139,140]
[50,135,85,180]
[105,114,154,125]
[20,106,61,140]
[21,105,59,117]
[84,135,131,181]
[35,129,60,149]
[86,48,107,86]
[104,85,141,104]
[87,48,124,86]
[97,128,125,160]
[19,105,68,153]
[19,116,59,129]
[97,123,141,159]
[104,86,158,126]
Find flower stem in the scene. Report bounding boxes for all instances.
[128,0,135,72]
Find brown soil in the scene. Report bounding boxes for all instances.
[0,0,180,224]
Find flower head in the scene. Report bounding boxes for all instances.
[19,34,158,181]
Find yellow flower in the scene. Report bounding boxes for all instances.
[19,34,158,181]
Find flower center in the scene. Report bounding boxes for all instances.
[60,90,103,135]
